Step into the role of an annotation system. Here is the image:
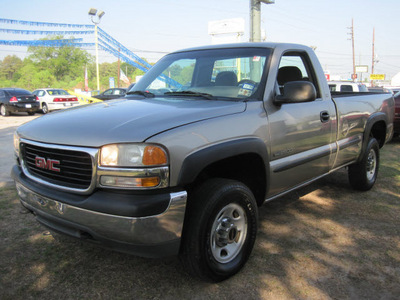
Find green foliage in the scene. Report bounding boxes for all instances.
[0,35,152,91]
[0,55,23,81]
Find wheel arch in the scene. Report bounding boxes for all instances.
[177,138,270,206]
[358,112,387,163]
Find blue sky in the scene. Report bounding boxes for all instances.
[1,0,399,80]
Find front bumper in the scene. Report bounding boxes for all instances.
[12,165,187,258]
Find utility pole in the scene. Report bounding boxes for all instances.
[250,0,274,42]
[348,19,356,81]
[371,27,375,87]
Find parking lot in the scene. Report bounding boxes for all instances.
[0,114,39,187]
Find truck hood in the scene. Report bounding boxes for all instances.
[17,97,246,147]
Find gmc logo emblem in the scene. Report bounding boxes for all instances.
[35,156,61,172]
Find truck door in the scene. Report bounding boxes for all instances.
[266,51,336,197]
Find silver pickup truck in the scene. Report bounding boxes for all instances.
[12,43,394,282]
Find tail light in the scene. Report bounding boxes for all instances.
[35,96,39,101]
[9,96,18,102]
[53,98,63,102]
[70,97,78,102]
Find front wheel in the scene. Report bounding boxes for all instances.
[348,137,380,191]
[180,179,258,282]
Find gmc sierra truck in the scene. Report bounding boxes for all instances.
[12,43,394,282]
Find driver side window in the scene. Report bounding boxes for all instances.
[277,52,319,97]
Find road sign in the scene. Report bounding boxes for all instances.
[370,74,385,80]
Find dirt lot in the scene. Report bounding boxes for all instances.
[1,115,399,299]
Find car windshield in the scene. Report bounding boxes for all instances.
[131,47,271,101]
[48,89,69,95]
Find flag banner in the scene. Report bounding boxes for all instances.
[0,18,94,28]
[0,39,93,47]
[98,28,152,70]
[120,69,130,84]
[0,28,94,35]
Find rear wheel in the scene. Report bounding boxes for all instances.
[42,103,48,114]
[1,104,10,116]
[348,137,380,191]
[180,179,258,282]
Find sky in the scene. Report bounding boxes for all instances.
[1,0,399,81]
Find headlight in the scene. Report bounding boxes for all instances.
[13,132,20,155]
[98,143,169,189]
[100,144,168,167]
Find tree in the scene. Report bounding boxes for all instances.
[0,55,23,80]
[27,36,92,81]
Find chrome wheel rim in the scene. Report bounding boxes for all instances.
[0,105,5,116]
[366,148,377,181]
[210,203,247,263]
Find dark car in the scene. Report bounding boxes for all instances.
[92,88,127,101]
[394,91,400,136]
[0,88,40,116]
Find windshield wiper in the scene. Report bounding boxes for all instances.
[164,91,214,100]
[126,90,155,98]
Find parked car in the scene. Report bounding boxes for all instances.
[127,83,135,92]
[92,88,127,101]
[32,88,80,114]
[0,88,39,116]
[328,81,368,92]
[394,91,400,136]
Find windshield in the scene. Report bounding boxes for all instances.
[132,47,271,100]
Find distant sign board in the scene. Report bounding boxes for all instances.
[370,74,385,80]
[355,65,368,73]
[109,77,115,88]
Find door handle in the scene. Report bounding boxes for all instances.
[320,111,330,123]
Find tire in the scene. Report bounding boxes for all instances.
[42,103,48,114]
[348,137,380,191]
[180,178,258,282]
[1,104,10,116]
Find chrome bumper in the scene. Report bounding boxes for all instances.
[15,182,187,257]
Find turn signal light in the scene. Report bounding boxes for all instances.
[142,146,167,166]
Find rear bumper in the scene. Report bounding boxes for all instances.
[8,102,40,113]
[12,165,187,258]
[47,102,80,111]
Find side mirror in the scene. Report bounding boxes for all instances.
[274,81,317,105]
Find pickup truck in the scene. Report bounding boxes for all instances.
[12,43,394,282]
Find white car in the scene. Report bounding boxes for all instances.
[32,88,80,114]
[328,81,369,92]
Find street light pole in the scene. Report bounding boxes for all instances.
[88,8,105,92]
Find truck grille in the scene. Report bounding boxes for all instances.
[21,142,93,190]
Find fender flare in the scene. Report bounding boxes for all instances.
[358,112,387,162]
[177,137,270,190]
